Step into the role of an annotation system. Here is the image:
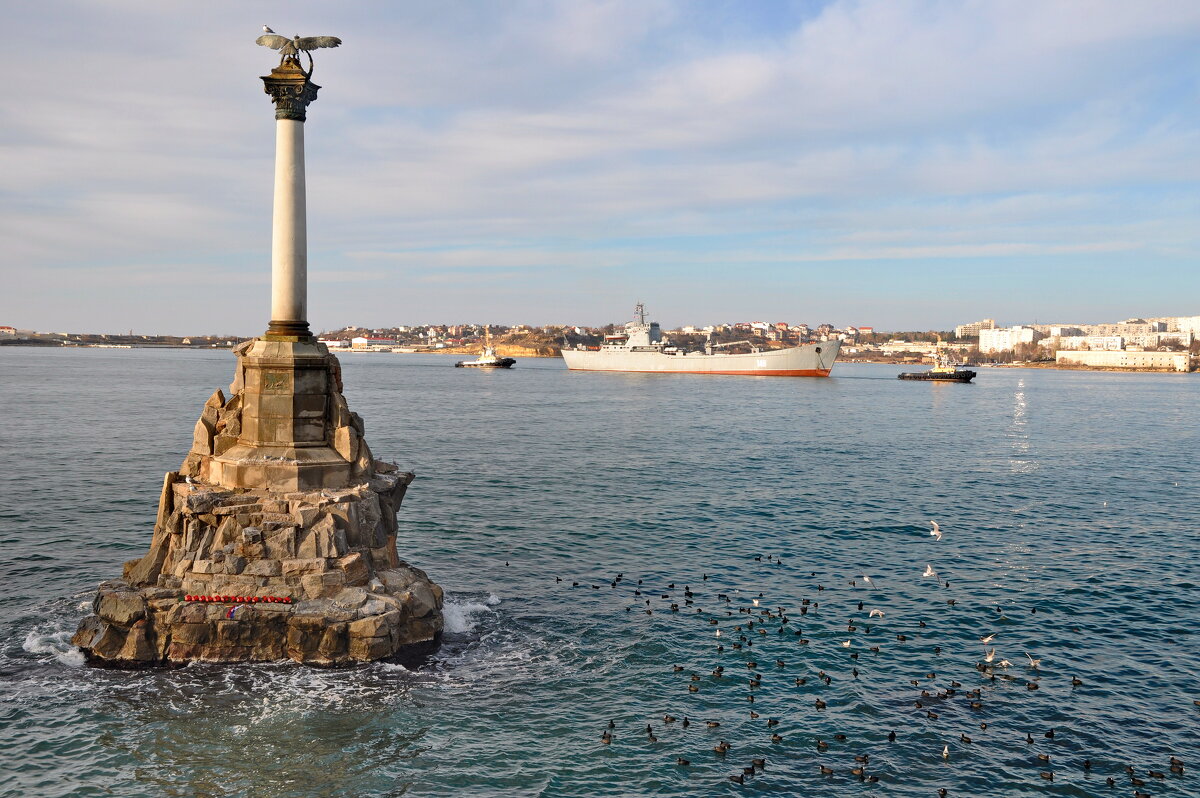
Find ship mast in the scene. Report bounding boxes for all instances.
[634,302,647,326]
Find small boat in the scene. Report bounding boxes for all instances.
[899,354,975,382]
[455,329,515,369]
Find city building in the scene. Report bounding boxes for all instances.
[1055,350,1189,371]
[954,318,996,338]
[978,326,1043,352]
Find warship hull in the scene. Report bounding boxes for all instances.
[561,341,839,377]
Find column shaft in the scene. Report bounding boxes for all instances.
[270,119,307,330]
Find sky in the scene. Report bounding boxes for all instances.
[2,0,1198,335]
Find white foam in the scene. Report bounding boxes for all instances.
[443,599,496,634]
[23,629,86,668]
[486,593,501,606]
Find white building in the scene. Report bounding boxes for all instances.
[978,326,1042,353]
[954,318,996,338]
[1056,350,1189,371]
[1057,335,1125,351]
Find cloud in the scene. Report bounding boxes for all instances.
[1,0,1198,332]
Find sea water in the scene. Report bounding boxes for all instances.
[1,348,1197,797]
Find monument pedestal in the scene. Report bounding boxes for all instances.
[73,342,444,666]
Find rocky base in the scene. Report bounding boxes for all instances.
[72,339,443,667]
[73,471,443,666]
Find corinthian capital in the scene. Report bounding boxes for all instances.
[261,59,321,122]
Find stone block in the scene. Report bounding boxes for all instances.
[353,438,374,478]
[262,499,289,514]
[317,622,348,658]
[224,555,246,575]
[408,582,439,618]
[97,590,147,627]
[192,417,215,456]
[180,577,213,594]
[215,516,241,547]
[243,559,282,577]
[282,558,328,576]
[292,505,321,529]
[298,514,346,559]
[348,635,394,661]
[204,388,226,412]
[368,544,399,572]
[336,552,370,586]
[191,559,220,574]
[332,425,358,463]
[378,568,419,594]
[118,622,157,663]
[301,570,346,600]
[172,622,211,645]
[186,490,221,515]
[263,526,297,559]
[333,587,368,609]
[213,433,238,456]
[329,393,352,428]
[348,610,398,639]
[179,452,202,478]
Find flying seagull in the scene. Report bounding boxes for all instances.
[923,564,937,578]
[929,520,943,541]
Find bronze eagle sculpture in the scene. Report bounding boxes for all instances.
[256,32,342,74]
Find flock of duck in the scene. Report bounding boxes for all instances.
[557,521,1193,795]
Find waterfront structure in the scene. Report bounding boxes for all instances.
[73,34,443,667]
[954,318,995,338]
[1056,349,1189,371]
[979,325,1043,353]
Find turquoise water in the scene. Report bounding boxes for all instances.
[1,348,1198,797]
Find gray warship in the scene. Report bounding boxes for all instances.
[560,304,840,377]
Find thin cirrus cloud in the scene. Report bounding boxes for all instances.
[0,0,1197,333]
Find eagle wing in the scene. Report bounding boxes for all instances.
[297,36,342,51]
[255,34,291,50]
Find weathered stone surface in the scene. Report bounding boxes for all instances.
[348,635,393,661]
[332,424,358,463]
[243,559,282,577]
[300,570,346,600]
[407,582,440,618]
[282,558,327,576]
[348,610,399,639]
[262,526,296,559]
[96,587,147,626]
[192,417,215,456]
[336,552,370,586]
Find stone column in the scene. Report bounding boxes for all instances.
[261,58,320,340]
[204,57,354,492]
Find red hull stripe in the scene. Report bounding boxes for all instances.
[567,368,831,377]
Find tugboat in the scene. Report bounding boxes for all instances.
[898,353,975,382]
[455,328,516,369]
